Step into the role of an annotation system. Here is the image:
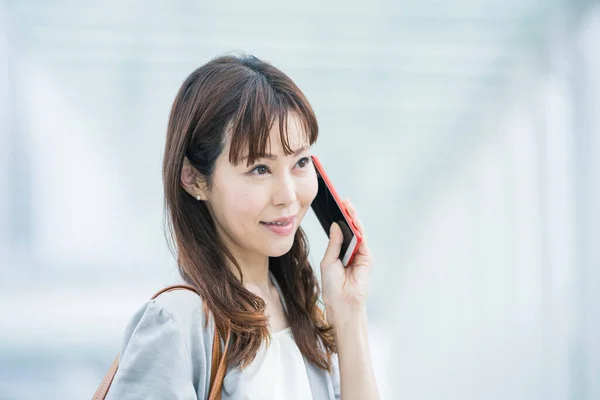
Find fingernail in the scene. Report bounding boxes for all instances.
[331,222,343,243]
[329,222,337,238]
[330,222,338,235]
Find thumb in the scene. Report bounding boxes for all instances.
[321,222,343,269]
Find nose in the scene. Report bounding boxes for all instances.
[271,172,297,207]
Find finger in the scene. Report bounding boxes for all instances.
[356,239,372,259]
[345,202,362,229]
[348,241,373,272]
[343,200,366,239]
[320,222,343,269]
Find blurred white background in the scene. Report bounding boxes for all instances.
[1,0,599,399]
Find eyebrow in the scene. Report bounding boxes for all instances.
[242,145,310,162]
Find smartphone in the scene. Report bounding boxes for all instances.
[310,155,362,267]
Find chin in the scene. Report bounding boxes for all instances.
[265,237,296,258]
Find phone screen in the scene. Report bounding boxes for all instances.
[311,170,354,259]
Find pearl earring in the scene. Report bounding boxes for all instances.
[196,195,201,201]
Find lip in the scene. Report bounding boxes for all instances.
[260,215,297,236]
[262,215,297,224]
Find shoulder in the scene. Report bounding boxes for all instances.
[152,288,209,331]
[120,287,215,356]
[152,286,211,333]
[107,288,215,399]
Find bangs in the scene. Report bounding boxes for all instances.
[227,75,318,166]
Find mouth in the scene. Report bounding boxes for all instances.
[260,215,296,226]
[260,215,297,236]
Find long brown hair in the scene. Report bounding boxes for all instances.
[162,54,336,370]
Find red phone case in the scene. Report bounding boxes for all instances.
[311,155,363,266]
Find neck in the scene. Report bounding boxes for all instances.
[211,217,273,294]
[227,248,272,295]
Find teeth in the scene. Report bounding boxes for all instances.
[266,221,288,226]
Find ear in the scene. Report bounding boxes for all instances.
[181,156,208,201]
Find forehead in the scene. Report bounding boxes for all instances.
[265,113,309,152]
[227,111,315,166]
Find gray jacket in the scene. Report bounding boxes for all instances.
[106,275,341,399]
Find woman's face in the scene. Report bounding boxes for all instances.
[201,114,318,262]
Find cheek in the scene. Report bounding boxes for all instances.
[222,185,267,222]
[297,173,318,206]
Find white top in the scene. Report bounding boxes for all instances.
[241,326,314,400]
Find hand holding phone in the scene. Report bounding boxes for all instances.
[310,156,362,267]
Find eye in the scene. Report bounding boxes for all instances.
[296,157,310,169]
[250,164,270,175]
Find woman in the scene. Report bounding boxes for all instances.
[106,54,379,399]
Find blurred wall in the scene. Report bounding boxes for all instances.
[1,1,599,399]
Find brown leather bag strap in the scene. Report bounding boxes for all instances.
[92,284,230,400]
[208,323,231,400]
[150,284,198,299]
[92,355,119,400]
